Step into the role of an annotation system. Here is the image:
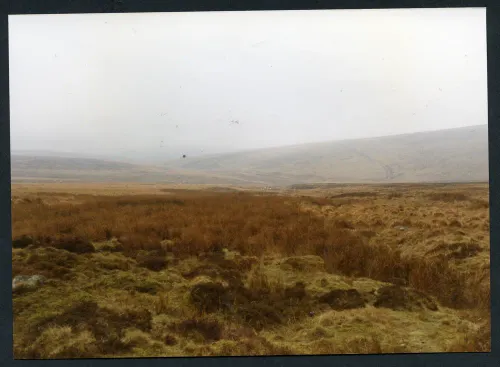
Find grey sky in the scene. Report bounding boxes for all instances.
[9,8,487,163]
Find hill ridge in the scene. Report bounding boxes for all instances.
[11,124,489,186]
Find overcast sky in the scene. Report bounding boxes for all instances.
[9,8,487,163]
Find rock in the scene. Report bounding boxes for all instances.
[13,274,46,293]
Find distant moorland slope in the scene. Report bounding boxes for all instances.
[11,125,488,186]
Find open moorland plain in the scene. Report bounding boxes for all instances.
[11,182,490,358]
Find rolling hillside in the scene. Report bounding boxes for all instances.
[11,125,489,186]
[164,125,489,186]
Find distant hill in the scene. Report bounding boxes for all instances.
[12,155,137,171]
[11,125,489,186]
[163,124,489,186]
[10,155,264,185]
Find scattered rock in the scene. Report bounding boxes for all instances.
[318,289,366,310]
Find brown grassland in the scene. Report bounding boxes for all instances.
[11,182,490,358]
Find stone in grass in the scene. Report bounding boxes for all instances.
[12,274,46,294]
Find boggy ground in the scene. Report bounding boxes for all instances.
[11,183,490,358]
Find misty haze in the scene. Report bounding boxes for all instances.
[9,8,490,360]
